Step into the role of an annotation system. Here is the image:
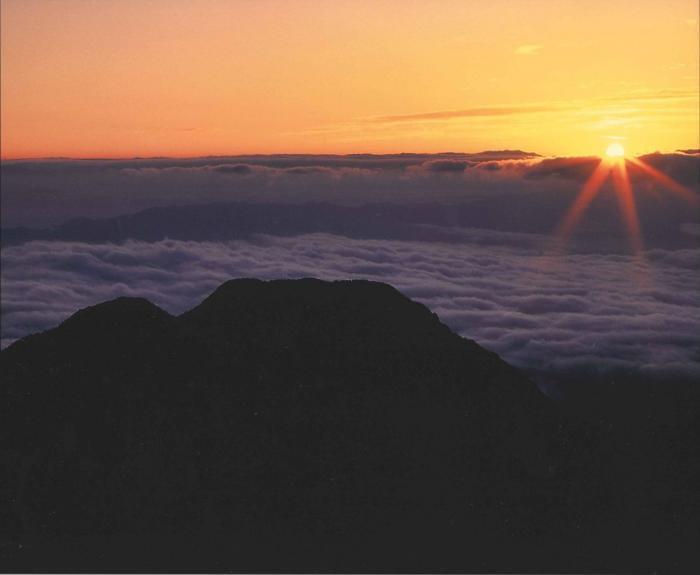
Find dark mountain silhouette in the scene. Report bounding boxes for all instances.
[1,279,698,572]
[0,200,581,246]
[3,196,699,250]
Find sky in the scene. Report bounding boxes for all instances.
[1,0,698,158]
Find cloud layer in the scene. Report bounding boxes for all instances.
[3,152,697,229]
[3,234,698,384]
[2,152,698,389]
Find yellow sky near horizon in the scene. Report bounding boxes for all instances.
[1,0,698,159]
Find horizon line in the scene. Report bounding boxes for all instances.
[0,149,539,162]
[2,148,696,163]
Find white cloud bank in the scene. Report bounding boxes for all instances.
[2,233,698,383]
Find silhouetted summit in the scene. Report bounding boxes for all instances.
[1,279,698,572]
[58,296,174,335]
[183,278,471,351]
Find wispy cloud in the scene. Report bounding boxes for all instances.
[282,89,698,145]
[368,104,558,124]
[515,44,542,56]
[600,89,699,104]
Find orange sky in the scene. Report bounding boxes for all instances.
[1,0,698,159]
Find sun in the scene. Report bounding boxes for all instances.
[605,142,625,158]
[555,140,698,257]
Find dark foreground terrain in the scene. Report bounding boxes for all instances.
[1,278,698,572]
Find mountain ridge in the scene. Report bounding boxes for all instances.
[1,278,698,572]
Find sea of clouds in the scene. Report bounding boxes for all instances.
[2,233,699,384]
[2,151,699,385]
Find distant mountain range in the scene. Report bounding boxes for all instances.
[3,196,698,251]
[1,279,698,571]
[1,201,560,245]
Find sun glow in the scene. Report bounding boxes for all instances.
[554,143,697,255]
[605,143,625,159]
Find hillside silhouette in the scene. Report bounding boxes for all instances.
[1,278,698,572]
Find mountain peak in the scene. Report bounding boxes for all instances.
[206,277,404,300]
[180,277,456,348]
[58,296,172,332]
[0,277,597,571]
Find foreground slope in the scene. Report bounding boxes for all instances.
[1,279,697,571]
